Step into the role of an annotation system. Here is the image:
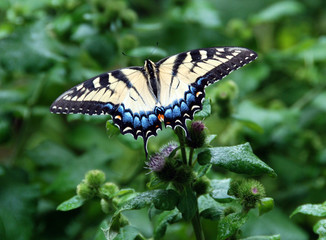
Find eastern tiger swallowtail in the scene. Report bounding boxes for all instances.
[50,47,257,155]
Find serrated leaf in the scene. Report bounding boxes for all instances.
[210,179,235,203]
[291,201,326,218]
[240,235,281,240]
[210,143,276,177]
[154,209,182,239]
[57,195,85,211]
[177,186,197,220]
[217,212,247,240]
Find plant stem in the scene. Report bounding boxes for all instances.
[175,127,187,165]
[191,209,205,240]
[189,148,194,166]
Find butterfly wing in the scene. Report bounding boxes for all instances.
[50,67,162,143]
[156,47,257,130]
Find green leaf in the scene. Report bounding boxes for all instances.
[117,190,178,211]
[209,143,276,177]
[0,168,40,240]
[313,219,326,237]
[217,212,247,240]
[177,186,197,220]
[113,225,146,240]
[196,164,212,178]
[210,179,235,203]
[154,209,182,239]
[106,120,120,137]
[258,198,274,216]
[195,99,211,118]
[147,175,168,190]
[200,207,223,221]
[291,201,326,218]
[251,1,304,23]
[57,195,85,211]
[240,235,281,240]
[152,189,179,211]
[106,190,178,239]
[128,46,168,59]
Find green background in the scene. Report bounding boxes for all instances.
[0,0,325,239]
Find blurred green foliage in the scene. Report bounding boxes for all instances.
[0,0,326,239]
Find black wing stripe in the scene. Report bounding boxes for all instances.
[111,70,133,88]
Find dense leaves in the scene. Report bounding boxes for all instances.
[1,0,325,239]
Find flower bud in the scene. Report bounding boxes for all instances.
[77,182,95,200]
[238,179,266,210]
[100,182,119,198]
[160,142,178,158]
[197,149,212,165]
[186,121,206,148]
[173,165,194,185]
[193,177,210,196]
[85,170,106,188]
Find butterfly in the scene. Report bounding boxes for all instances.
[50,47,257,155]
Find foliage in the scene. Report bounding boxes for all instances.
[1,0,326,239]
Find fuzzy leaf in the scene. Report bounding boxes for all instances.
[209,143,276,177]
[291,201,326,218]
[57,195,85,211]
[313,219,326,237]
[177,186,197,220]
[217,212,248,240]
[210,179,235,203]
[113,225,146,240]
[154,209,182,239]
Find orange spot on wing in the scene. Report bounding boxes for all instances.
[158,114,164,122]
[115,115,121,120]
[196,91,202,97]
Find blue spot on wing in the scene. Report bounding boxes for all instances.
[173,105,181,118]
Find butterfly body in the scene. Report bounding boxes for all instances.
[51,47,257,153]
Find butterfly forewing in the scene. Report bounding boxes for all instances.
[155,47,257,129]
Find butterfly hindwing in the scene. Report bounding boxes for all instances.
[51,47,257,155]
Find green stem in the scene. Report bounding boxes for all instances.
[175,127,187,165]
[191,209,205,240]
[189,148,194,166]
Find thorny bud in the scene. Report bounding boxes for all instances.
[85,170,106,188]
[186,121,206,148]
[238,179,266,211]
[193,176,210,196]
[173,165,194,185]
[76,181,95,200]
[197,149,212,165]
[100,182,119,198]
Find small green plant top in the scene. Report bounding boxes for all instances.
[52,46,278,239]
[57,116,277,239]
